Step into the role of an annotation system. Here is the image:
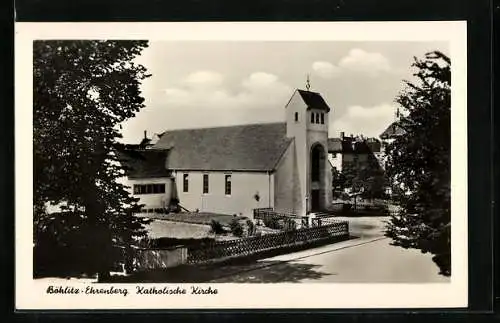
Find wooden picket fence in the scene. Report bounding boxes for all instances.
[186,221,349,265]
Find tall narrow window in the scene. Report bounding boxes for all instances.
[294,112,299,122]
[320,113,325,124]
[310,112,315,123]
[183,174,189,192]
[203,174,209,194]
[315,113,320,124]
[225,174,232,195]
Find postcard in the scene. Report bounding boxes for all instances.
[16,21,467,309]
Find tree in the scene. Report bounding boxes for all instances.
[33,40,151,279]
[384,51,451,276]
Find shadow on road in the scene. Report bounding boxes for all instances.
[106,250,338,283]
[210,261,333,283]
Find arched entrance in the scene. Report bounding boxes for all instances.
[310,143,326,212]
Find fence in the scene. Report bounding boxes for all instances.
[253,207,298,218]
[253,208,308,230]
[132,246,188,271]
[186,221,349,265]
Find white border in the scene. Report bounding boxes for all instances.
[15,21,468,309]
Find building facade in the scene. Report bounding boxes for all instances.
[118,89,334,217]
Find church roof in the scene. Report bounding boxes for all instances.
[115,148,171,179]
[296,89,331,112]
[153,122,293,172]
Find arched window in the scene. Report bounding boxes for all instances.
[315,113,320,124]
[320,113,325,124]
[294,112,299,122]
[310,112,315,123]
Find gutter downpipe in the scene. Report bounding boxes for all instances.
[268,171,272,209]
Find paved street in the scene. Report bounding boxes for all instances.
[208,216,450,283]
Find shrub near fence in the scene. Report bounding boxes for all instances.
[254,208,306,230]
[187,221,349,265]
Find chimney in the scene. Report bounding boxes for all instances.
[144,130,147,139]
[340,131,345,139]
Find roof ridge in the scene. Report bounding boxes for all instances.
[160,121,286,133]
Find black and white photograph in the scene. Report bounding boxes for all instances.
[16,22,468,309]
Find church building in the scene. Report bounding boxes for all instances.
[118,89,334,218]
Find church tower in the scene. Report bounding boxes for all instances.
[284,82,333,216]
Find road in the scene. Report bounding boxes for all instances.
[208,216,450,283]
[105,216,449,284]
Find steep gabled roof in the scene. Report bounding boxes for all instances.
[153,122,293,172]
[380,122,405,139]
[115,148,171,179]
[297,89,331,112]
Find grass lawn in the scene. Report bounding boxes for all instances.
[145,220,212,239]
[138,212,244,226]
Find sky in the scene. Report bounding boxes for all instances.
[120,41,448,143]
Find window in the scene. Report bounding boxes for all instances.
[321,113,325,124]
[183,173,189,192]
[153,184,165,194]
[133,184,166,195]
[310,112,315,123]
[225,175,232,195]
[315,113,320,124]
[294,112,299,122]
[203,174,209,194]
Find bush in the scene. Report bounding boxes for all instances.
[263,216,283,230]
[230,219,244,237]
[209,220,226,235]
[283,218,297,231]
[246,219,256,236]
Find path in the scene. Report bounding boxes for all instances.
[209,216,449,283]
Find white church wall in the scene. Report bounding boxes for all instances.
[174,170,272,218]
[273,141,302,214]
[285,91,309,215]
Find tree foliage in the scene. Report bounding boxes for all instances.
[33,40,151,278]
[384,51,451,276]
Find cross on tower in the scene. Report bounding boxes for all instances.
[306,74,311,91]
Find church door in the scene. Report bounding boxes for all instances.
[310,143,326,213]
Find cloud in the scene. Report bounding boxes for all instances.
[312,61,341,79]
[161,71,291,110]
[312,49,393,79]
[339,49,392,76]
[330,103,396,138]
[242,72,279,89]
[182,70,224,89]
[120,70,294,141]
